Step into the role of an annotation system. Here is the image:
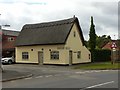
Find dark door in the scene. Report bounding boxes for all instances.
[69,50,72,65]
[38,51,43,64]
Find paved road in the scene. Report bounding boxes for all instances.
[2,64,119,89]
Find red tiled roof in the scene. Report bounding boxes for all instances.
[102,40,119,50]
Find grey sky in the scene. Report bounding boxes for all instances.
[0,0,118,40]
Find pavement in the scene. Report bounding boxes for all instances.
[1,64,71,82]
[1,69,32,82]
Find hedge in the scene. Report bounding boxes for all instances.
[94,49,111,62]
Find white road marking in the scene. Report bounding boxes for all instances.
[86,81,115,88]
[94,70,101,72]
[45,75,52,77]
[76,72,86,74]
[75,70,112,74]
[101,70,109,72]
[54,74,62,76]
[89,71,95,73]
[76,71,94,74]
[84,71,90,73]
[10,81,16,83]
[35,76,43,78]
[25,77,32,80]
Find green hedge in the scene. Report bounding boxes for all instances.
[94,49,111,62]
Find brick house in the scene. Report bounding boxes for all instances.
[0,29,19,57]
[102,40,120,61]
[102,40,119,50]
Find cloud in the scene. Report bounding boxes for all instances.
[0,0,118,40]
[91,2,118,39]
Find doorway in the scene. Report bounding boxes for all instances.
[38,51,43,64]
[69,50,72,65]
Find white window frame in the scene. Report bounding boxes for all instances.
[50,51,59,60]
[8,37,14,41]
[22,52,29,60]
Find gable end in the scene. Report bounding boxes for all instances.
[64,17,85,46]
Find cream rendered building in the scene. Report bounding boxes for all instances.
[15,17,91,65]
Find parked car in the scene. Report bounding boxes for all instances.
[1,57,15,64]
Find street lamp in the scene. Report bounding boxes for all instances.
[0,14,10,72]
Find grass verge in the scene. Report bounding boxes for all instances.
[73,62,120,70]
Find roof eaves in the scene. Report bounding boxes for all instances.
[75,18,85,46]
[16,43,65,47]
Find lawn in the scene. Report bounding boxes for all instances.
[73,62,120,70]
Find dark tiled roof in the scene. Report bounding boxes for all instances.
[1,29,19,36]
[15,17,85,46]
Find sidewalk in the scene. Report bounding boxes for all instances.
[1,70,32,82]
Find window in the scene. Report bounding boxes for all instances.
[89,54,91,59]
[73,31,76,37]
[8,37,14,41]
[50,51,59,60]
[77,51,81,59]
[22,52,29,59]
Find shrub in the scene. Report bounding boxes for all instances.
[94,49,111,62]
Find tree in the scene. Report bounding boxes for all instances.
[96,35,111,49]
[107,35,111,40]
[89,16,96,62]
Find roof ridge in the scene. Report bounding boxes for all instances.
[23,17,76,29]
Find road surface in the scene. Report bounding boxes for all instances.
[2,64,119,89]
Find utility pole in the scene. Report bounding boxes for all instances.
[0,14,10,72]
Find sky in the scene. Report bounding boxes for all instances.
[0,0,119,40]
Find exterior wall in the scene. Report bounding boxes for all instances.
[2,35,17,57]
[16,45,68,64]
[65,23,91,64]
[2,35,16,49]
